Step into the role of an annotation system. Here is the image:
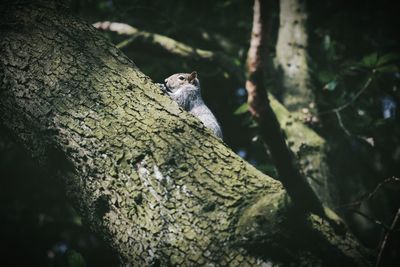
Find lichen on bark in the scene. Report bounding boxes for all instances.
[274,0,316,118]
[0,1,368,266]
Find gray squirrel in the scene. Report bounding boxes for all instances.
[157,71,223,139]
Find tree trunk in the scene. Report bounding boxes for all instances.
[272,0,337,208]
[274,0,315,118]
[0,1,367,266]
[93,18,336,209]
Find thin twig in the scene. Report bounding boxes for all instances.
[320,77,372,136]
[335,177,400,234]
[336,177,400,210]
[348,209,390,230]
[334,110,351,136]
[375,207,400,267]
[116,36,135,49]
[334,77,372,112]
[321,77,373,115]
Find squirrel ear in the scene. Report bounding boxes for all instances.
[188,71,197,83]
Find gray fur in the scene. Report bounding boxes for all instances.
[162,72,223,139]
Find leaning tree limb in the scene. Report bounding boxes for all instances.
[93,21,244,82]
[0,1,367,266]
[245,0,344,234]
[93,20,337,208]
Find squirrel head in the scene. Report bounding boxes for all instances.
[164,71,200,92]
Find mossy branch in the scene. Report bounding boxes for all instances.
[93,21,244,81]
[245,0,345,234]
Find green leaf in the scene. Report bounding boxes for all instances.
[234,103,248,115]
[323,35,331,51]
[362,53,379,67]
[376,64,399,73]
[234,58,241,66]
[323,80,338,91]
[248,120,259,128]
[317,70,335,83]
[374,119,389,128]
[67,250,86,267]
[377,53,400,66]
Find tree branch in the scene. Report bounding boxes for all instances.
[322,77,373,114]
[0,2,368,265]
[245,0,345,234]
[93,21,244,81]
[375,207,400,267]
[274,0,315,116]
[336,176,400,211]
[94,18,341,214]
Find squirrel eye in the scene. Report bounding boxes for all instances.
[178,76,185,80]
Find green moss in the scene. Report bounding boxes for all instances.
[236,191,292,241]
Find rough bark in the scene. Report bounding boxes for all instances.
[274,0,316,118]
[245,0,342,233]
[273,0,334,206]
[0,1,367,266]
[269,95,335,206]
[96,19,336,207]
